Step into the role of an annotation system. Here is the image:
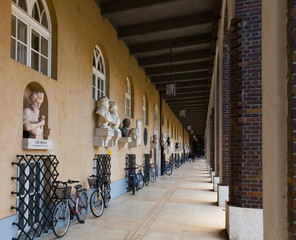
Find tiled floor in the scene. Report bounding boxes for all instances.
[42,159,228,240]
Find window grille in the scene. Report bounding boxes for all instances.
[11,154,59,240]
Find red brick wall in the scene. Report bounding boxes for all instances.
[287,0,296,238]
[228,0,263,208]
[222,6,229,185]
[210,108,215,170]
[216,64,220,174]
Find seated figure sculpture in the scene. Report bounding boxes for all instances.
[95,96,112,128]
[120,118,130,137]
[23,92,50,139]
[109,101,121,133]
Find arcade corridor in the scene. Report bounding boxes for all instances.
[42,159,227,240]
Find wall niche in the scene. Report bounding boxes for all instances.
[22,82,52,149]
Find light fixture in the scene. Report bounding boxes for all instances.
[190,130,194,135]
[165,48,176,97]
[187,125,192,130]
[179,83,186,118]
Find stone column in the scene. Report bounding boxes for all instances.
[226,0,263,239]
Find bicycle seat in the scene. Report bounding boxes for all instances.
[74,185,82,190]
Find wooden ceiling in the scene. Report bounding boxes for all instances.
[95,0,220,136]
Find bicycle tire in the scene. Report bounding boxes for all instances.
[137,173,144,189]
[90,190,104,217]
[76,191,88,223]
[52,200,71,238]
[129,175,135,195]
[144,172,150,186]
[150,169,156,183]
[102,184,111,208]
[166,166,173,175]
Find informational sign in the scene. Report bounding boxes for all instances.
[22,138,53,150]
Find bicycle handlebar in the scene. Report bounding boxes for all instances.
[53,179,79,185]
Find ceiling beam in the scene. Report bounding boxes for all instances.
[118,12,213,38]
[152,71,208,84]
[101,0,173,15]
[146,61,209,76]
[130,34,212,54]
[164,94,208,100]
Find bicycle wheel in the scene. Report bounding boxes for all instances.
[166,165,173,175]
[52,200,71,238]
[90,190,104,217]
[150,169,156,183]
[76,191,88,223]
[137,173,144,189]
[102,184,111,208]
[129,176,135,195]
[144,172,150,186]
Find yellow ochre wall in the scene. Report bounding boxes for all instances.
[0,0,189,219]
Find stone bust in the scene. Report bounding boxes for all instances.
[109,101,121,133]
[95,96,112,128]
[23,92,50,139]
[121,118,130,137]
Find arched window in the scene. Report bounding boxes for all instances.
[125,77,131,117]
[92,46,106,101]
[143,94,147,125]
[11,0,51,76]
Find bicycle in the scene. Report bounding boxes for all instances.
[125,167,142,194]
[135,164,145,190]
[164,161,173,175]
[88,175,104,217]
[52,180,88,238]
[149,163,156,183]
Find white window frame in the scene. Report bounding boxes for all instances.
[125,77,131,117]
[11,0,52,77]
[93,46,106,101]
[143,94,147,125]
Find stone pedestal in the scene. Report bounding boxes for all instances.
[218,185,229,207]
[150,142,157,149]
[118,137,131,148]
[211,171,215,183]
[23,138,53,150]
[108,131,122,147]
[226,202,263,240]
[93,128,114,147]
[129,139,138,148]
[213,176,219,192]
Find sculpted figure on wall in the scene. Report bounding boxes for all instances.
[162,132,166,146]
[23,92,50,139]
[109,101,121,133]
[121,118,130,137]
[129,128,137,140]
[95,96,112,128]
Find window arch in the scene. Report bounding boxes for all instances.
[143,94,147,125]
[11,0,52,76]
[92,46,106,101]
[125,77,131,117]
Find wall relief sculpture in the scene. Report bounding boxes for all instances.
[120,118,130,137]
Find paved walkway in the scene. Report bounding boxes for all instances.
[42,158,227,240]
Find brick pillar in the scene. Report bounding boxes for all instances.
[210,108,215,170]
[287,0,296,238]
[229,0,263,209]
[222,7,229,186]
[216,69,220,175]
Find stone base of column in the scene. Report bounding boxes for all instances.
[217,185,229,207]
[211,171,215,183]
[213,176,219,192]
[226,202,263,240]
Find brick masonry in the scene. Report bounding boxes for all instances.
[210,108,215,171]
[287,0,296,238]
[216,63,220,175]
[222,6,229,185]
[228,0,263,208]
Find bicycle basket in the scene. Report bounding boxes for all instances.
[55,186,72,199]
[88,177,100,189]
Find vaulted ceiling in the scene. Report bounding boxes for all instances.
[95,0,220,136]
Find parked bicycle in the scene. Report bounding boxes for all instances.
[164,161,173,175]
[149,163,156,183]
[88,175,104,217]
[135,164,145,190]
[52,180,88,238]
[125,167,142,194]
